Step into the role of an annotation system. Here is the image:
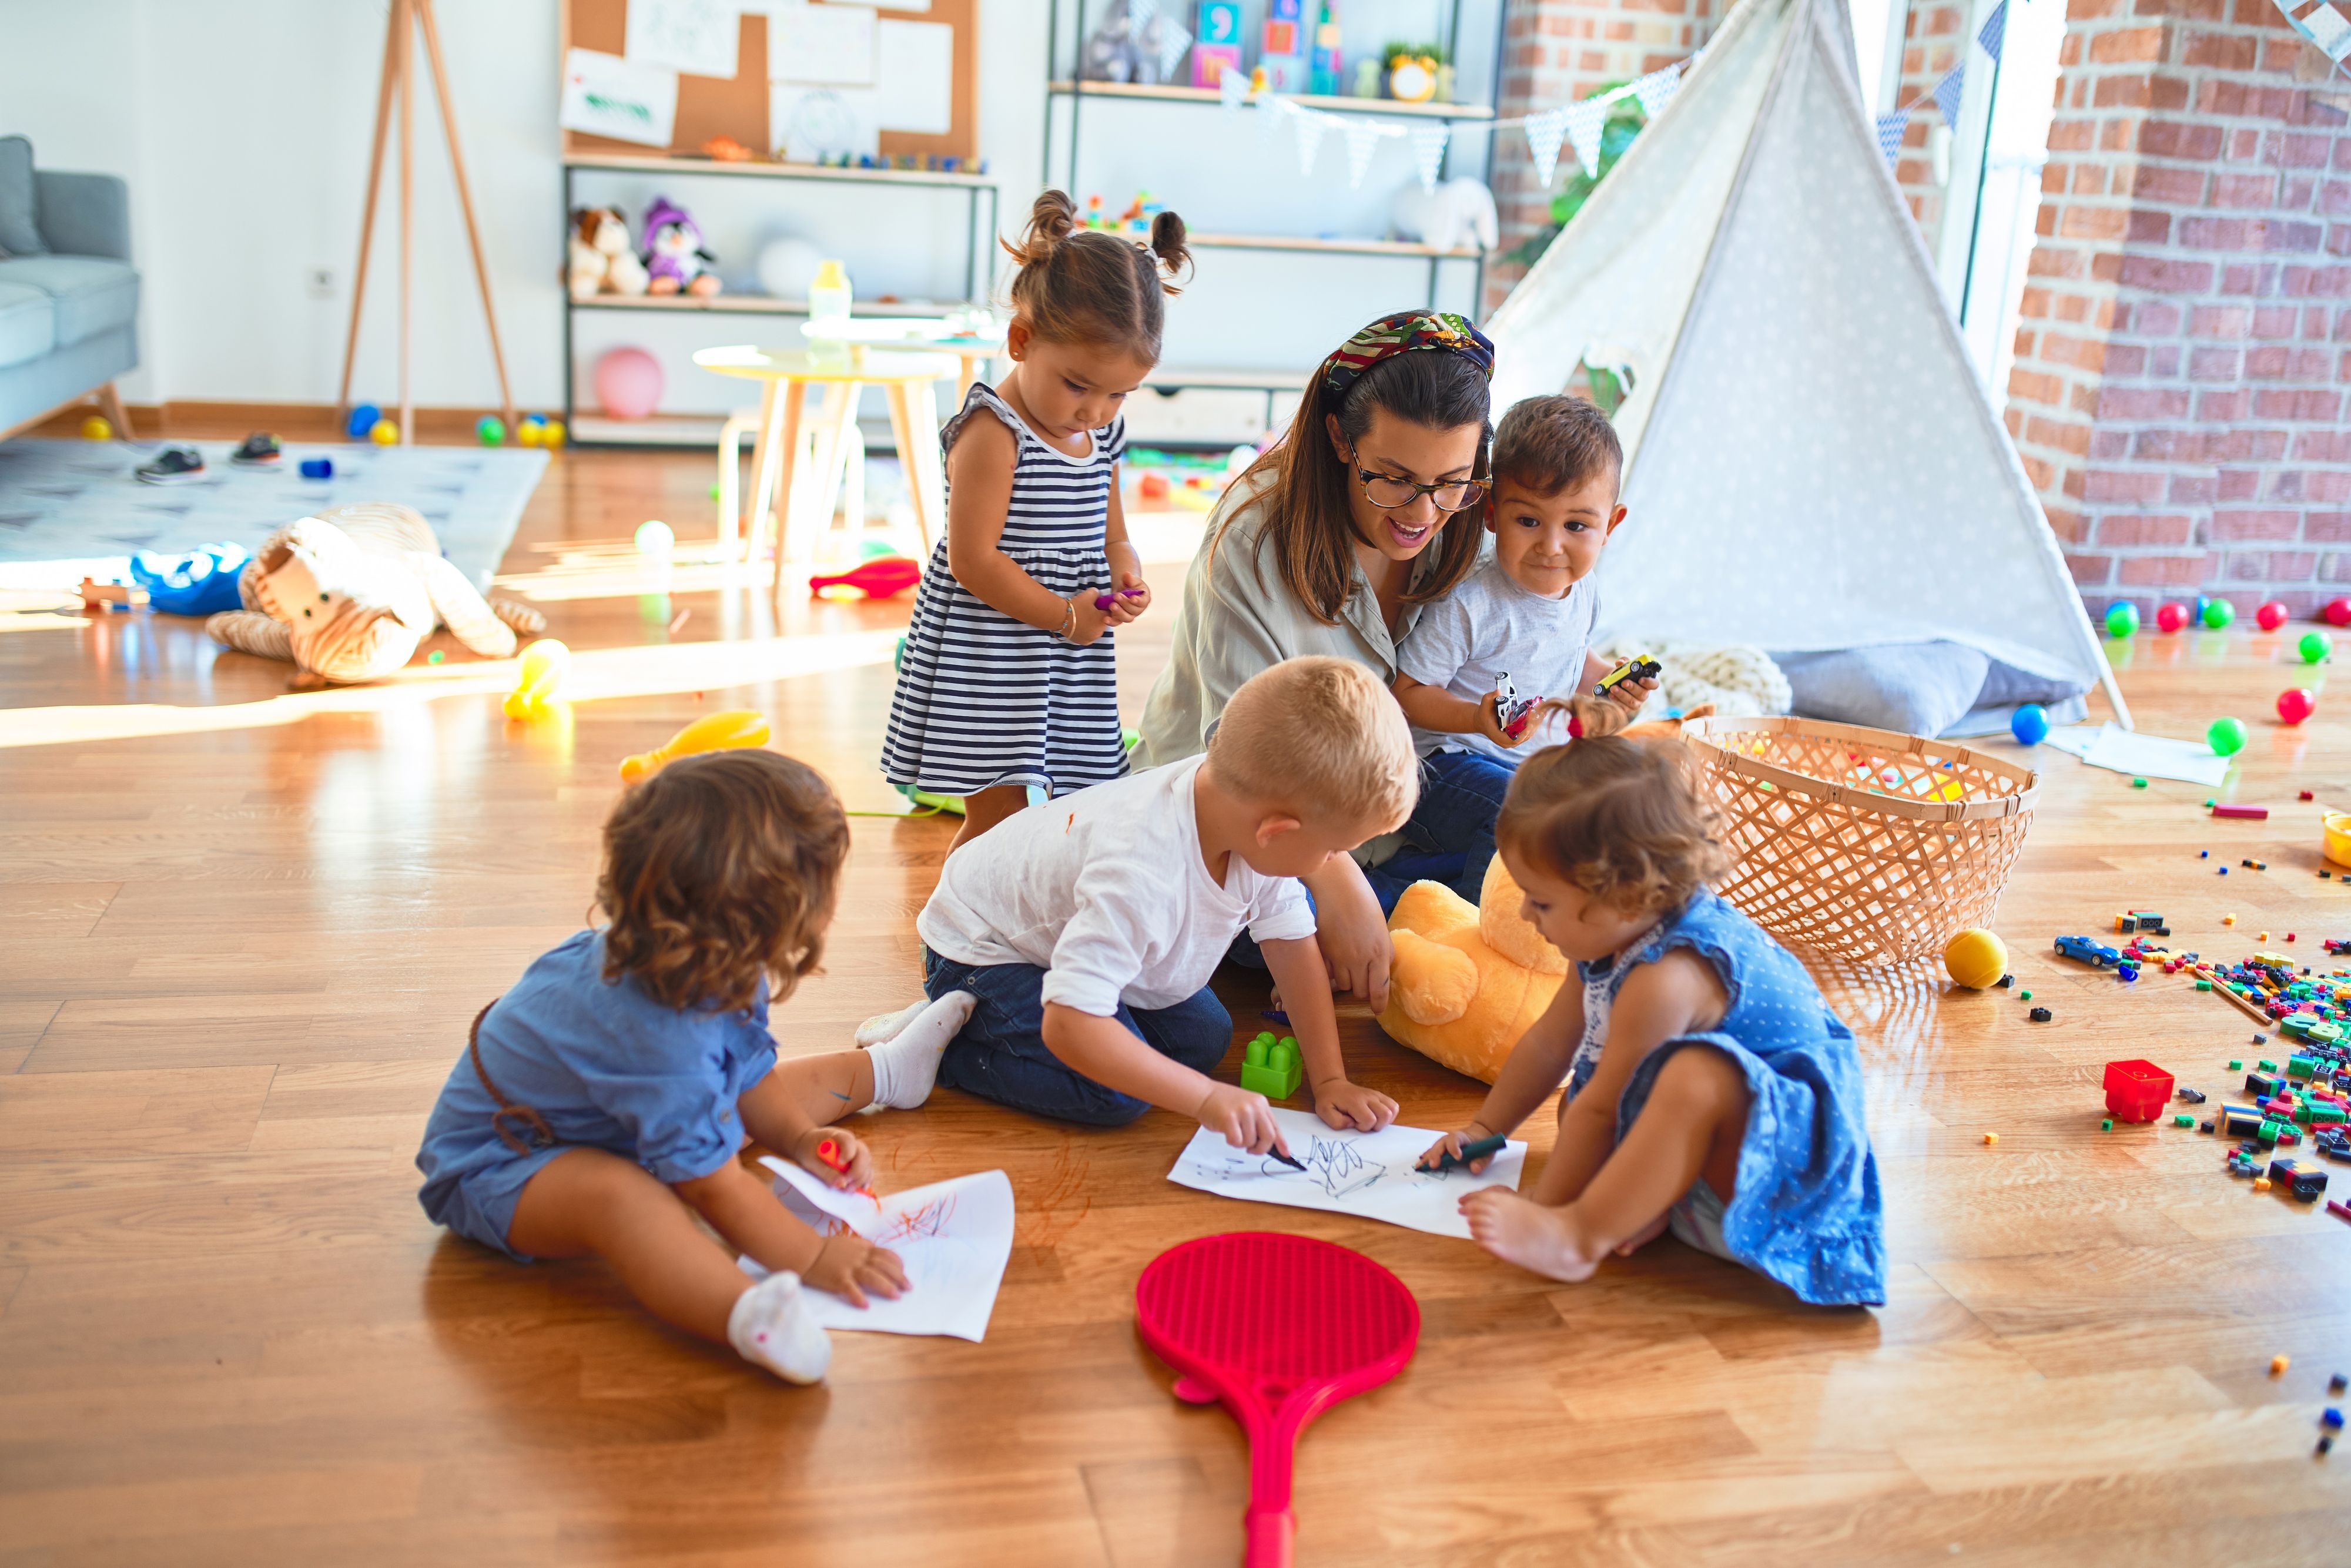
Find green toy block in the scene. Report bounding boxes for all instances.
[2229,1059,2243,1070]
[2198,980,2213,991]
[2101,1118,2115,1131]
[2174,1114,2195,1128]
[2259,1058,2278,1072]
[2289,1055,2320,1079]
[1240,1031,1304,1100]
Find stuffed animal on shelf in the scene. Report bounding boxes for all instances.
[641,196,720,297]
[568,206,649,300]
[1377,709,1714,1081]
[1388,176,1500,253]
[205,502,544,688]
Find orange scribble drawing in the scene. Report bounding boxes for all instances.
[875,1193,958,1245]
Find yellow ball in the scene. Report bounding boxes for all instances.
[370,418,400,446]
[80,415,113,441]
[1944,927,2008,989]
[541,419,565,449]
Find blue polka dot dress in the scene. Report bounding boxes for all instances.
[1569,892,1886,1307]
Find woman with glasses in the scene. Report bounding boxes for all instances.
[1136,311,1495,1013]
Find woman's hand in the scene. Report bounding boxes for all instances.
[1314,1077,1399,1133]
[802,1232,908,1308]
[1308,859,1396,1013]
[793,1125,873,1191]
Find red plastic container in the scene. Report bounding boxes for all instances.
[2104,1058,2175,1122]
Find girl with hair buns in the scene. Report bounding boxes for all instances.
[882,189,1191,849]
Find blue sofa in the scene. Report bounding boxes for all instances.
[0,135,139,439]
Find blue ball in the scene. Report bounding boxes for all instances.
[345,403,381,440]
[2011,703,2049,746]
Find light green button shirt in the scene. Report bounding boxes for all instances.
[1136,471,1432,771]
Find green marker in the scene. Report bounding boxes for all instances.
[1419,1134,1507,1172]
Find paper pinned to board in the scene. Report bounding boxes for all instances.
[770,83,881,159]
[2041,723,2232,788]
[560,48,679,147]
[873,19,954,134]
[768,1,878,84]
[744,1157,1014,1341]
[625,0,741,79]
[1166,1107,1526,1239]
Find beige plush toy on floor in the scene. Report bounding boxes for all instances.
[206,501,543,688]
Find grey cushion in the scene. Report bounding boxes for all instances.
[1773,642,1992,738]
[0,137,46,257]
[0,279,55,368]
[0,256,136,347]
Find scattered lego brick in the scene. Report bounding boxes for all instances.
[2029,1007,2051,1022]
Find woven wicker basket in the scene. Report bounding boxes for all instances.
[1681,715,2039,966]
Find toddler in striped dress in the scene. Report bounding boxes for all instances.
[882,189,1191,849]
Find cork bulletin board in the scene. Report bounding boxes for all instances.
[560,0,979,163]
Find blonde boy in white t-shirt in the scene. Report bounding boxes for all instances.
[913,656,1415,1153]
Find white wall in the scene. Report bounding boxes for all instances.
[0,0,1049,411]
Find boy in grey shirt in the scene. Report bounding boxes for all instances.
[1387,396,1651,903]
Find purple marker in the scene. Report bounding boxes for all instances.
[1094,588,1145,611]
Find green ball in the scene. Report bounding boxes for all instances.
[2208,716,2248,756]
[2300,630,2332,665]
[475,415,505,446]
[2203,598,2236,629]
[2105,601,2141,638]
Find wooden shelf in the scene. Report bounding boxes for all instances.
[567,293,964,317]
[1143,367,1308,391]
[562,152,997,188]
[1049,81,1491,120]
[1186,232,1483,260]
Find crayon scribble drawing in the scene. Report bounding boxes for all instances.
[876,1192,959,1245]
[1167,1107,1526,1241]
[753,1160,1015,1341]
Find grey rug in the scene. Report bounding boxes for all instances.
[0,439,549,590]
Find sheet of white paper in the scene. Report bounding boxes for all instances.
[627,0,742,79]
[873,19,953,133]
[769,83,880,158]
[2043,723,2232,786]
[768,1,877,84]
[1166,1108,1526,1239]
[560,48,680,147]
[742,1157,1013,1340]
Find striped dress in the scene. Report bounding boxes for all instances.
[882,383,1130,796]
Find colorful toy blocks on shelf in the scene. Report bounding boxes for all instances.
[1240,1031,1304,1101]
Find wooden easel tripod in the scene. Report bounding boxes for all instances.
[334,0,517,443]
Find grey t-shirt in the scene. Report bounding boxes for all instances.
[1394,555,1599,762]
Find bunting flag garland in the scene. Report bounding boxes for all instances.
[1976,0,2008,63]
[1560,99,1609,176]
[1933,63,1967,128]
[1523,106,1570,188]
[2275,0,2351,62]
[1218,63,1251,110]
[1874,110,1909,169]
[1291,105,1329,175]
[1408,121,1451,191]
[1630,62,1685,117]
[1342,117,1387,187]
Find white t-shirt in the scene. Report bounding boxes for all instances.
[916,755,1317,1016]
[1394,555,1600,763]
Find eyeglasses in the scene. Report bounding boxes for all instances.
[1346,451,1488,513]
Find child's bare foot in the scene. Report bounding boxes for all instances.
[1460,1189,1602,1283]
[1614,1211,1669,1257]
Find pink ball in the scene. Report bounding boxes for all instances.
[2329,597,2351,628]
[2278,687,2316,725]
[2155,602,2188,634]
[2258,601,2289,631]
[594,347,664,421]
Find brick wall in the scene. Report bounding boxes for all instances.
[1487,0,1717,313]
[2003,0,2351,617]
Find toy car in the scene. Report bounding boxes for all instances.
[2055,935,2122,967]
[1493,672,1539,740]
[1593,655,1660,700]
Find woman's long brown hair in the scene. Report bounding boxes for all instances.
[1217,348,1492,625]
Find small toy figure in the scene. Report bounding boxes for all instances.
[568,206,649,299]
[1493,671,1538,740]
[641,197,721,297]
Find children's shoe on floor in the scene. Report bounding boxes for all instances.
[727,1271,831,1385]
[134,447,207,484]
[230,432,282,467]
[862,990,976,1110]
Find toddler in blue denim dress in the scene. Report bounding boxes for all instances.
[1421,730,1884,1308]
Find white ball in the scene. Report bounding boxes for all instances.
[634,519,675,556]
[1226,444,1257,473]
[756,237,825,301]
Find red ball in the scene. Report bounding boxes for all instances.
[2258,601,2289,631]
[2278,687,2316,725]
[2155,602,2189,634]
[2328,597,2351,627]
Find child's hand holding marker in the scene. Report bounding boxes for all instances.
[1416,1125,1506,1175]
[1195,1082,1294,1162]
[799,1126,876,1194]
[1092,572,1152,625]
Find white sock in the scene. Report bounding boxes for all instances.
[853,998,928,1048]
[862,990,975,1110]
[727,1270,831,1385]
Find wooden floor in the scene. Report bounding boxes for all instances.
[4,445,2350,1566]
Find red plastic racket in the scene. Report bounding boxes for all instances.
[1136,1232,1420,1567]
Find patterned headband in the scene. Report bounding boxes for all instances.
[1318,310,1496,400]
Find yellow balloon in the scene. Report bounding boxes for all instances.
[1943,927,2008,990]
[619,710,771,783]
[502,638,570,720]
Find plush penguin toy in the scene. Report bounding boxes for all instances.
[641,197,719,297]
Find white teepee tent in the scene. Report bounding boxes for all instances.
[1485,0,2128,727]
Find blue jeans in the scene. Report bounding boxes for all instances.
[922,949,1233,1125]
[1377,749,1518,907]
